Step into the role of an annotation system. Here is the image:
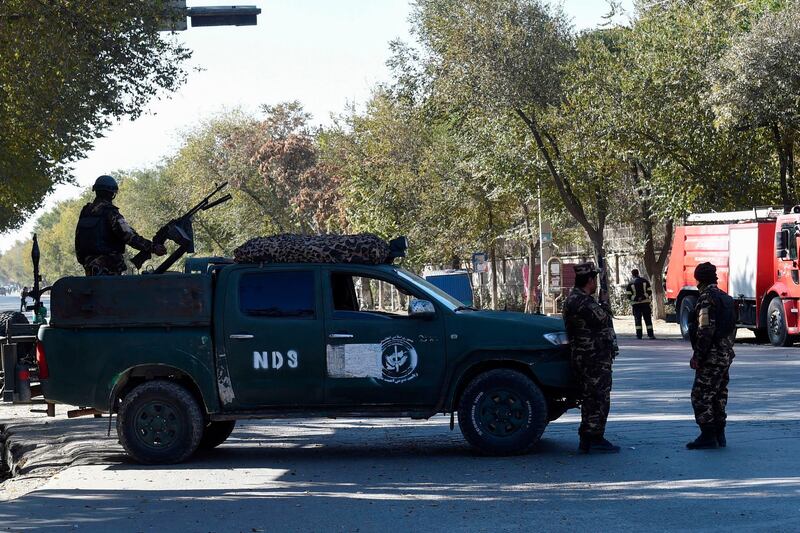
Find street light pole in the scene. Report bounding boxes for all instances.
[537,176,546,313]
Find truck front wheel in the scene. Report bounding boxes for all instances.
[199,420,236,450]
[679,295,697,341]
[457,369,548,456]
[767,298,794,347]
[117,380,204,464]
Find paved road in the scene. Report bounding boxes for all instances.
[1,338,799,532]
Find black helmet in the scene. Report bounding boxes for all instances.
[694,262,718,284]
[92,175,118,193]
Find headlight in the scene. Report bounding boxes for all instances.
[544,332,569,346]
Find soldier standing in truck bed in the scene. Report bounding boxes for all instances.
[626,268,656,339]
[74,175,166,276]
[562,262,620,454]
[687,262,736,449]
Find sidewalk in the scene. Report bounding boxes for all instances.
[613,315,756,341]
[0,402,119,500]
[613,315,683,339]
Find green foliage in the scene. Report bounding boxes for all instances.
[708,1,800,207]
[0,0,191,232]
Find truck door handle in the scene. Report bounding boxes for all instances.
[329,333,354,339]
[229,334,254,340]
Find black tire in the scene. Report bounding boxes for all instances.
[679,295,697,341]
[198,420,236,450]
[767,298,794,347]
[0,311,28,335]
[457,369,548,456]
[751,328,769,343]
[117,380,204,464]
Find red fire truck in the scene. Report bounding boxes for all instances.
[666,207,800,346]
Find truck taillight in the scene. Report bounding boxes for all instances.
[36,342,49,380]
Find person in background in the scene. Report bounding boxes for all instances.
[626,268,656,339]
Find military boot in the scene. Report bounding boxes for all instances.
[579,435,621,454]
[715,422,726,448]
[686,425,719,450]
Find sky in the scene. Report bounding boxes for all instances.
[0,0,633,252]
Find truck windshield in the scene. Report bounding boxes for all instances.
[395,269,464,311]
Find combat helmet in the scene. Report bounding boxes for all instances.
[92,175,119,193]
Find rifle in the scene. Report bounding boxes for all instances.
[131,182,232,274]
[20,234,52,324]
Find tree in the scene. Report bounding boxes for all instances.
[411,0,624,289]
[708,1,800,211]
[217,102,346,235]
[0,0,191,232]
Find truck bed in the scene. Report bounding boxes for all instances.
[49,274,212,328]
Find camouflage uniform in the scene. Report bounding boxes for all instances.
[563,284,619,438]
[76,199,155,276]
[689,284,735,427]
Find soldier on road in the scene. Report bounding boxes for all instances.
[687,262,736,449]
[562,262,620,454]
[74,175,166,276]
[626,268,656,339]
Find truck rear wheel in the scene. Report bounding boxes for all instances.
[457,369,548,456]
[679,295,697,341]
[117,380,204,464]
[199,420,236,450]
[767,298,794,347]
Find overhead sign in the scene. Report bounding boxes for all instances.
[159,2,262,31]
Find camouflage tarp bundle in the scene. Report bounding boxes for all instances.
[234,233,392,264]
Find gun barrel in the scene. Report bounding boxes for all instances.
[203,193,232,211]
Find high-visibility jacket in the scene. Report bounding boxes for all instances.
[626,276,652,305]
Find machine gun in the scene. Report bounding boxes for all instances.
[131,182,232,274]
[20,234,52,324]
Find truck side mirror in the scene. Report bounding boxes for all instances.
[409,299,435,319]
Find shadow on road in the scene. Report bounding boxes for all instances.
[0,339,798,531]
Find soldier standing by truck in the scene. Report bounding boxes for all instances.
[74,175,166,276]
[687,262,736,449]
[562,262,620,454]
[626,269,656,340]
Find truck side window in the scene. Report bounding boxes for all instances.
[331,273,413,317]
[782,224,798,260]
[240,271,315,318]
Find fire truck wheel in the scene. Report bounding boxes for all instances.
[198,420,236,450]
[457,369,548,456]
[767,298,795,347]
[750,328,769,343]
[117,380,204,465]
[678,295,697,341]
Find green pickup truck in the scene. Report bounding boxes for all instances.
[38,259,578,464]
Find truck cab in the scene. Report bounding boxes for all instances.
[39,259,578,464]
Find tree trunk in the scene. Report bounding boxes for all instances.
[772,124,792,212]
[522,203,540,314]
[591,238,607,299]
[514,108,607,290]
[632,161,674,320]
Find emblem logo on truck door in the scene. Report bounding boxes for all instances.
[380,336,418,383]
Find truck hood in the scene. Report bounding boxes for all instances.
[448,310,566,350]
